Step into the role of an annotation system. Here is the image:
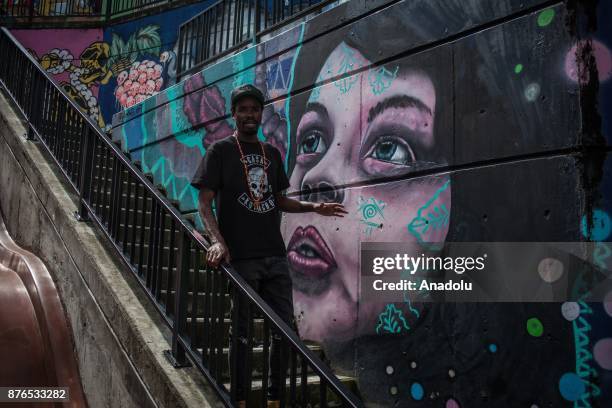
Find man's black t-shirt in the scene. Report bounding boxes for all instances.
[191,136,290,260]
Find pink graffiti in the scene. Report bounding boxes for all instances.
[183,74,233,148]
[593,338,612,370]
[446,399,461,408]
[564,39,612,84]
[604,291,612,317]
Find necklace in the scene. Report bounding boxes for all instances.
[234,132,267,210]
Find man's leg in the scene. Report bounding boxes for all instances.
[259,256,295,403]
[229,259,260,404]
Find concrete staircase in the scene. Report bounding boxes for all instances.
[92,139,358,405]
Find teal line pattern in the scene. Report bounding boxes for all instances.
[284,22,306,171]
[121,124,129,151]
[167,85,182,141]
[334,43,360,94]
[140,103,149,151]
[140,83,202,212]
[572,301,601,408]
[407,180,451,249]
[376,271,419,335]
[402,291,420,319]
[375,304,410,334]
[309,72,325,102]
[358,196,385,236]
[145,156,200,210]
[593,242,611,269]
[368,65,399,95]
[232,48,256,90]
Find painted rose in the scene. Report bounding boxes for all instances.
[183,73,233,148]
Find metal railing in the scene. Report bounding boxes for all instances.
[0,27,362,408]
[1,0,103,18]
[0,0,175,23]
[177,0,334,79]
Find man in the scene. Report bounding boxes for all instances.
[191,84,347,407]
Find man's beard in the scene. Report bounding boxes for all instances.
[239,123,260,136]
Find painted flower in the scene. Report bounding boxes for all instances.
[183,73,233,148]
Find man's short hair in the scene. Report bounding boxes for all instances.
[231,84,265,111]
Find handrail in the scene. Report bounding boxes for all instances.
[0,26,362,407]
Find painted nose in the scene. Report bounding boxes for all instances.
[301,181,344,203]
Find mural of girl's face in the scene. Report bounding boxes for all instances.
[283,42,451,343]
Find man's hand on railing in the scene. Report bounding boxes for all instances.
[206,241,231,268]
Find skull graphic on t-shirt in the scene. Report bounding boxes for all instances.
[248,167,269,200]
[237,153,276,213]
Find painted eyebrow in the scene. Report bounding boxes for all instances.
[367,95,432,124]
[302,102,330,121]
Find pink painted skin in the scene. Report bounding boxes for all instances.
[282,43,450,343]
[138,72,148,85]
[117,71,128,86]
[565,39,612,84]
[604,291,612,317]
[446,399,461,408]
[146,79,156,94]
[593,338,612,370]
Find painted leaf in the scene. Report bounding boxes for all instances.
[375,304,409,334]
[135,25,161,57]
[126,36,138,63]
[427,203,450,230]
[108,33,126,67]
[407,180,450,248]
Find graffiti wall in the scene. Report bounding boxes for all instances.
[111,0,612,406]
[11,1,215,130]
[11,28,106,127]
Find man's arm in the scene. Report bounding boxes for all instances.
[275,194,348,217]
[198,188,231,267]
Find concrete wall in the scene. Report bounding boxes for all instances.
[110,0,612,406]
[0,93,222,407]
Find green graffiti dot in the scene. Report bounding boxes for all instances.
[537,9,555,27]
[514,64,524,74]
[527,317,544,337]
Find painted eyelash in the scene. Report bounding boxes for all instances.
[297,128,327,153]
[364,135,416,163]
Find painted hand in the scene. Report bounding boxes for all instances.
[206,242,231,268]
[315,203,348,217]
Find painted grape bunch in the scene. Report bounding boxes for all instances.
[114,60,163,108]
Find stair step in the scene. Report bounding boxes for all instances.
[226,372,357,407]
[200,343,324,382]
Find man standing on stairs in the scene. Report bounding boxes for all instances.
[191,84,347,408]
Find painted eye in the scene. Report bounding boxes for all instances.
[369,137,415,165]
[298,130,327,155]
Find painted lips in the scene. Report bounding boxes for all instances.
[287,226,337,279]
